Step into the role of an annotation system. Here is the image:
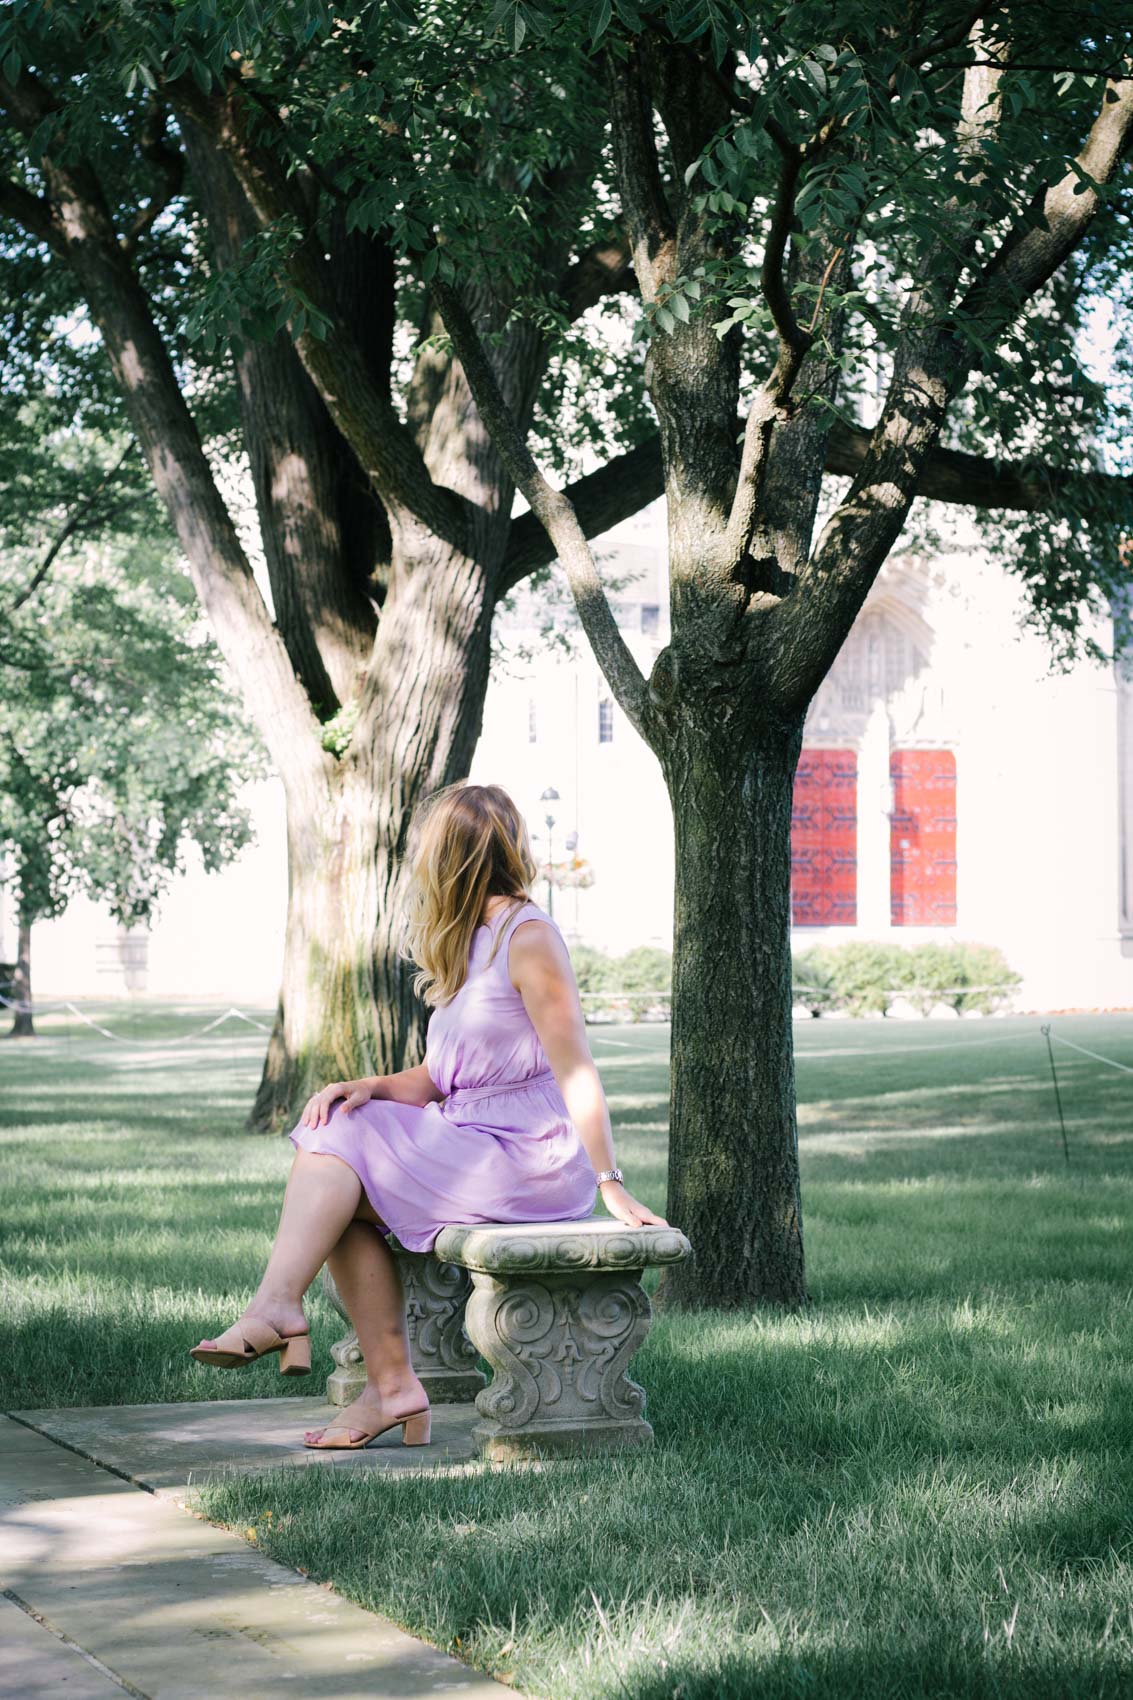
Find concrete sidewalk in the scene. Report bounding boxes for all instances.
[14,1396,483,1499]
[0,1415,506,1699]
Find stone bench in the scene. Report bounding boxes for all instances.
[322,1219,692,1460]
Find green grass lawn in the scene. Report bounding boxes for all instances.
[3,1004,1133,1697]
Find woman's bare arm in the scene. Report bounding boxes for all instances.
[509,920,667,1229]
[299,1062,442,1128]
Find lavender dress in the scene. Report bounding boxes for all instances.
[289,900,597,1252]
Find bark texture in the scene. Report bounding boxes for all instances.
[660,712,806,1307]
[6,913,34,1039]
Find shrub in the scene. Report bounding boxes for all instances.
[792,947,840,1016]
[570,944,618,996]
[792,939,1022,1018]
[572,943,672,1022]
[950,943,1021,1015]
[827,940,910,1017]
[614,946,672,995]
[903,941,966,1016]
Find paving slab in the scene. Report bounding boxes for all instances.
[0,1416,506,1699]
[0,1594,130,1699]
[12,1397,481,1498]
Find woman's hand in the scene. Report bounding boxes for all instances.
[300,1080,374,1128]
[599,1181,668,1229]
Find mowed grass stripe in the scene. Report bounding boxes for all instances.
[2,1008,1132,1696]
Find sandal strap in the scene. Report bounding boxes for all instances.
[237,1316,285,1356]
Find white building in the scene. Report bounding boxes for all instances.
[12,498,1133,1012]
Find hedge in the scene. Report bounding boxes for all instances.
[792,940,1021,1017]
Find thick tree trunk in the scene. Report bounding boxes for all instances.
[658,709,808,1309]
[251,763,407,1129]
[6,913,34,1039]
[250,545,495,1129]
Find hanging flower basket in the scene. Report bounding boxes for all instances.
[538,856,596,890]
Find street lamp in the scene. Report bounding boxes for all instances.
[539,786,559,917]
[564,829,580,935]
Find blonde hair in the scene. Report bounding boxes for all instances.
[402,782,538,1006]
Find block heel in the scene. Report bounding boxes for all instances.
[279,1334,312,1376]
[400,1409,432,1446]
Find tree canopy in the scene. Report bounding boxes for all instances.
[0,407,263,1031]
[2,0,1131,1298]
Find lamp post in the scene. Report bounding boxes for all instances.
[564,829,579,935]
[539,786,559,918]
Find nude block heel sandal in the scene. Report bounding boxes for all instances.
[189,1316,311,1376]
[304,1406,433,1451]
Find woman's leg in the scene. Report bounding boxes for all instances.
[197,1150,362,1347]
[304,1213,427,1445]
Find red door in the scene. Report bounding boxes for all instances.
[791,749,858,926]
[890,749,957,925]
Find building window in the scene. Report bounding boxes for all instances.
[598,698,614,743]
[527,698,537,743]
[791,749,857,926]
[641,603,660,637]
[890,748,957,925]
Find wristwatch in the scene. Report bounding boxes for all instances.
[595,1167,624,1186]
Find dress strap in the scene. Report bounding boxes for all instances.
[487,899,559,976]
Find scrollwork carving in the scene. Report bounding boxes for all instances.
[465,1275,547,1427]
[320,1245,484,1407]
[463,1268,654,1454]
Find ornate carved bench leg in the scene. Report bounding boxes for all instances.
[321,1246,485,1408]
[462,1267,655,1460]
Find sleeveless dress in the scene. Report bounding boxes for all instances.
[288,900,598,1252]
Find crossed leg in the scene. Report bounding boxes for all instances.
[193,1150,426,1441]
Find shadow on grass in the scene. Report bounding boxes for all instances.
[199,1284,1133,1699]
[596,1643,1130,1700]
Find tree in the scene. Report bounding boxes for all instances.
[0,431,262,1037]
[0,2,655,1123]
[2,3,1131,1306]
[424,3,1133,1305]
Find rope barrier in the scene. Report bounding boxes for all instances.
[0,995,272,1043]
[792,981,1016,999]
[1043,1028,1133,1076]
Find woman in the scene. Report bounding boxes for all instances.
[190,781,665,1450]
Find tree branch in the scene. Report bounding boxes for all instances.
[500,419,1133,590]
[168,74,470,548]
[7,442,137,614]
[559,234,635,320]
[778,69,1133,710]
[908,4,994,71]
[11,129,329,782]
[121,95,184,257]
[719,142,822,571]
[604,42,676,301]
[0,172,62,253]
[500,437,665,591]
[429,276,650,735]
[960,75,1133,341]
